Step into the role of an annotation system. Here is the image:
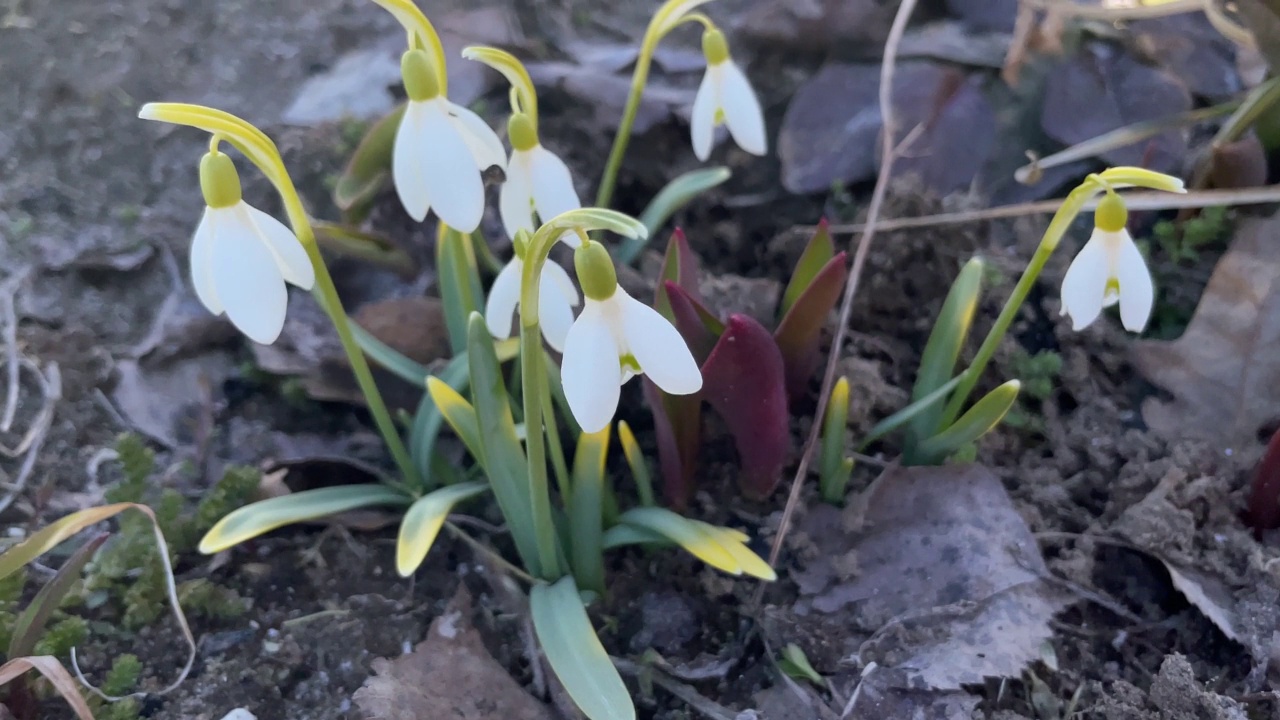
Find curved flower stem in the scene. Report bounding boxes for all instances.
[518,328,562,575]
[595,0,717,209]
[936,177,1103,430]
[138,103,422,491]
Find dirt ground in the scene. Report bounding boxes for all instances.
[2,0,1278,719]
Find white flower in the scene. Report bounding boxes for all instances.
[1059,195,1154,332]
[499,144,581,240]
[690,29,766,162]
[393,50,506,232]
[191,202,315,346]
[484,255,580,352]
[562,285,702,433]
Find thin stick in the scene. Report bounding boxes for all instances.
[766,0,920,570]
[0,361,59,516]
[613,658,739,720]
[0,279,20,432]
[797,183,1280,237]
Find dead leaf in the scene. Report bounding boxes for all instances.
[112,352,233,449]
[777,464,1068,691]
[1133,211,1280,454]
[845,673,980,719]
[1128,13,1242,101]
[353,586,553,720]
[944,0,1017,32]
[779,62,994,195]
[734,0,896,55]
[1040,42,1191,174]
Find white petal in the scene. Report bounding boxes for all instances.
[544,259,581,308]
[617,290,702,395]
[529,145,581,225]
[561,304,622,433]
[211,212,289,345]
[690,68,719,162]
[539,278,575,353]
[719,61,767,156]
[1059,232,1110,331]
[393,101,432,222]
[420,100,486,232]
[499,152,535,239]
[448,101,507,172]
[243,204,314,289]
[190,208,222,314]
[484,259,523,340]
[1115,234,1155,333]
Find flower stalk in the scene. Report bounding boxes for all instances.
[139,103,423,491]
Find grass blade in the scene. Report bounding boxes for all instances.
[395,481,488,576]
[0,656,95,720]
[198,485,410,554]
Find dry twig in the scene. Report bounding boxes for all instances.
[765,0,921,570]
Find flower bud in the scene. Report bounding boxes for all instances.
[508,113,538,152]
[702,27,729,65]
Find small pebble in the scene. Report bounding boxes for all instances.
[219,710,256,720]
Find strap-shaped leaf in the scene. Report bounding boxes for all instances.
[570,427,611,594]
[0,657,95,720]
[616,507,740,575]
[198,485,409,554]
[9,532,109,658]
[916,380,1021,463]
[395,482,488,576]
[620,167,731,263]
[905,257,984,453]
[531,577,635,720]
[412,354,471,483]
[781,218,835,316]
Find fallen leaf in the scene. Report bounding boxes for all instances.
[1040,42,1191,174]
[735,0,896,55]
[112,352,233,449]
[1128,13,1242,101]
[779,62,995,195]
[526,61,694,134]
[778,464,1068,690]
[353,586,553,720]
[944,0,1018,32]
[1133,211,1280,454]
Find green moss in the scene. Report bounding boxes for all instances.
[107,434,155,504]
[1002,349,1061,434]
[101,653,142,696]
[32,615,88,657]
[178,579,246,620]
[0,566,26,604]
[1151,206,1230,264]
[96,697,141,720]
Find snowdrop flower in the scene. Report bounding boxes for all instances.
[690,28,766,162]
[562,241,702,432]
[191,151,315,345]
[393,49,506,232]
[485,231,580,351]
[1060,191,1154,333]
[499,113,581,244]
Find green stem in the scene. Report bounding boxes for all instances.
[595,36,658,209]
[519,328,561,576]
[937,178,1100,429]
[305,248,422,489]
[540,371,573,501]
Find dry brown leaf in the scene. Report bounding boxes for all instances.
[1133,212,1280,454]
[780,464,1068,691]
[353,586,553,720]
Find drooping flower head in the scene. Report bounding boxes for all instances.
[393,48,505,232]
[499,112,582,243]
[562,240,702,432]
[191,151,315,344]
[690,27,767,162]
[1059,190,1154,333]
[485,229,580,352]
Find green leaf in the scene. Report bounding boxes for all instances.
[395,482,488,577]
[616,507,740,575]
[350,321,431,386]
[860,374,966,451]
[312,220,417,277]
[905,257,984,452]
[778,643,824,685]
[439,227,484,355]
[570,427,611,595]
[198,486,410,554]
[425,377,486,467]
[530,577,635,720]
[466,313,548,577]
[819,377,852,505]
[411,353,471,484]
[333,103,404,215]
[602,523,671,550]
[618,167,731,264]
[780,218,835,316]
[915,380,1020,464]
[9,532,109,658]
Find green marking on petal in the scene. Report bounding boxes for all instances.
[621,354,641,374]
